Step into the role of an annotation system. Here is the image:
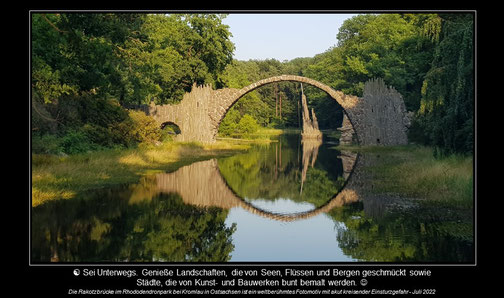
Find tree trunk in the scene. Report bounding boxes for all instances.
[279,92,282,118]
[275,84,278,117]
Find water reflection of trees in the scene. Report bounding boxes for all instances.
[31,190,235,262]
[217,134,347,208]
[217,138,473,262]
[325,153,474,263]
[328,201,474,262]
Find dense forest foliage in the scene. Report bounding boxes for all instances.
[31,13,474,155]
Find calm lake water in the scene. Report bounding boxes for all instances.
[31,132,474,263]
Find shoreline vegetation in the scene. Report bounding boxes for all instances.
[216,128,284,143]
[32,127,473,211]
[333,145,473,209]
[31,129,282,207]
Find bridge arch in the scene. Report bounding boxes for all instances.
[141,75,409,145]
[154,155,361,222]
[161,121,181,133]
[211,75,362,143]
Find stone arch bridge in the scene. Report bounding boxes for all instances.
[132,75,410,145]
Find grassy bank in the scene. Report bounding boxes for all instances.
[31,141,250,207]
[335,145,474,208]
[217,128,283,142]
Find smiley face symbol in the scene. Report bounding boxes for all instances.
[360,279,368,286]
[73,269,80,276]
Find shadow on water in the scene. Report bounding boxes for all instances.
[31,133,474,263]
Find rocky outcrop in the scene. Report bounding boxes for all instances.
[300,90,322,140]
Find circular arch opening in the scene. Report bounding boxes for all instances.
[161,122,181,140]
[217,75,354,139]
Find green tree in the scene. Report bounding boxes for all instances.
[111,110,162,146]
[236,114,260,135]
[219,58,307,130]
[180,14,235,87]
[32,13,235,107]
[31,13,148,146]
[219,60,272,128]
[415,14,474,155]
[32,13,235,151]
[137,14,234,104]
[333,14,435,110]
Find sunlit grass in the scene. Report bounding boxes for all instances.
[31,141,248,207]
[390,151,473,207]
[254,128,283,136]
[119,151,152,166]
[334,145,474,208]
[32,187,76,206]
[202,141,251,150]
[217,128,283,142]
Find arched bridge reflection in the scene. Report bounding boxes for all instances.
[149,151,361,222]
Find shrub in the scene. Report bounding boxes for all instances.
[236,114,259,135]
[31,133,62,154]
[218,108,240,137]
[111,110,161,146]
[81,123,114,147]
[78,97,128,127]
[128,110,162,144]
[59,130,96,154]
[33,104,162,154]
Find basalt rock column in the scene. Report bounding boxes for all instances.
[300,84,322,139]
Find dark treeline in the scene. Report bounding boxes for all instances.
[31,13,474,155]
